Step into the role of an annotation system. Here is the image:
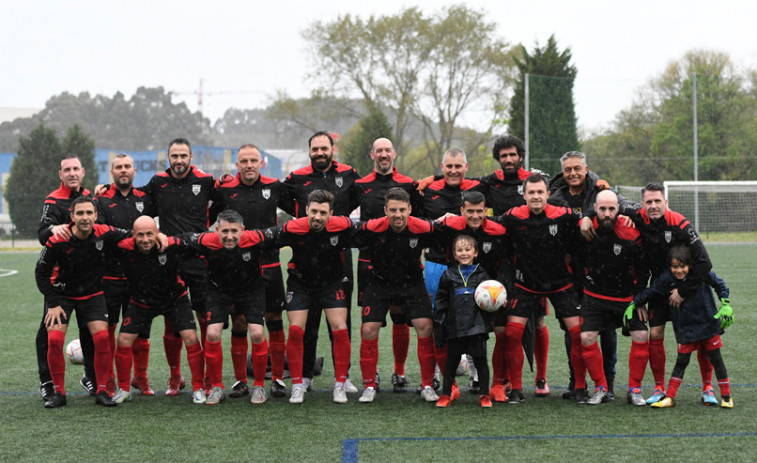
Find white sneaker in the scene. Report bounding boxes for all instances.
[421,386,439,402]
[113,388,132,404]
[302,378,313,392]
[333,385,348,404]
[289,384,306,404]
[359,387,376,403]
[206,386,225,405]
[192,389,207,405]
[344,378,359,393]
[250,385,268,405]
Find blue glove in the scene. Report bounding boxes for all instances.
[714,298,734,329]
[623,302,636,328]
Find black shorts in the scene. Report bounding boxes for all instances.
[46,294,109,325]
[361,278,432,323]
[120,295,196,335]
[103,278,129,324]
[647,297,671,328]
[179,256,208,311]
[580,294,647,333]
[285,278,346,312]
[261,263,286,314]
[205,283,265,326]
[491,293,549,327]
[358,260,410,326]
[506,285,580,319]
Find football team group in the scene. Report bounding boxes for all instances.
[34,132,735,410]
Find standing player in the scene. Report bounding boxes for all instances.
[352,138,421,392]
[352,188,440,403]
[36,155,96,400]
[494,174,586,404]
[96,153,157,396]
[280,131,360,392]
[111,216,206,405]
[182,210,270,405]
[578,190,650,406]
[209,144,288,399]
[276,190,354,404]
[35,197,130,408]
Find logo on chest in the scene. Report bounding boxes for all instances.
[242,252,251,262]
[664,231,672,243]
[158,254,167,265]
[262,189,271,200]
[192,184,201,196]
[409,238,419,249]
[613,244,622,256]
[335,177,343,188]
[549,224,558,236]
[330,235,339,246]
[482,242,492,253]
[95,240,103,251]
[135,201,144,213]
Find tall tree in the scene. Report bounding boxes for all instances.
[338,108,394,176]
[509,35,579,175]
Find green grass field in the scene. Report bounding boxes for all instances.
[1,244,755,462]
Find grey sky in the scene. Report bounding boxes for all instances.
[2,0,754,134]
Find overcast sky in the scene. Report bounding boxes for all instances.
[2,0,755,135]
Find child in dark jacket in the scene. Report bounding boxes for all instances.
[434,235,492,408]
[626,245,735,408]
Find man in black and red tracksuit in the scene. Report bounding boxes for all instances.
[351,187,439,403]
[96,153,157,396]
[494,173,587,404]
[275,189,354,404]
[140,137,215,395]
[35,196,130,408]
[352,137,422,392]
[577,190,650,406]
[280,131,360,391]
[208,144,288,399]
[35,155,96,400]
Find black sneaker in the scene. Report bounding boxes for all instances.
[95,390,117,407]
[574,388,588,404]
[271,379,287,398]
[44,392,67,408]
[80,376,95,397]
[469,378,480,394]
[229,380,250,398]
[391,373,408,393]
[375,372,381,393]
[507,388,525,404]
[40,381,54,402]
[606,380,615,401]
[432,377,441,393]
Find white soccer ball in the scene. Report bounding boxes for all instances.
[65,339,84,365]
[474,280,507,312]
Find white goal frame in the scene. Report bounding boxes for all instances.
[664,181,757,234]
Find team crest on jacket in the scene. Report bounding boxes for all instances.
[135,201,144,213]
[262,189,271,200]
[482,242,492,253]
[242,252,251,262]
[330,235,339,246]
[518,185,523,195]
[613,244,622,256]
[549,224,558,236]
[192,184,201,195]
[158,253,167,265]
[335,177,343,188]
[95,240,103,251]
[409,238,419,249]
[664,231,672,243]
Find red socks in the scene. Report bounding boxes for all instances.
[332,329,351,383]
[649,338,667,389]
[666,376,682,399]
[205,340,224,388]
[115,345,133,391]
[268,329,286,381]
[132,338,150,380]
[186,342,205,391]
[697,346,713,390]
[628,340,649,389]
[504,322,526,390]
[251,339,269,388]
[230,334,249,383]
[360,336,379,388]
[568,326,586,390]
[392,324,410,375]
[47,330,67,394]
[286,326,305,384]
[535,325,549,381]
[163,322,183,378]
[491,331,508,385]
[581,341,607,390]
[92,330,112,393]
[417,336,436,388]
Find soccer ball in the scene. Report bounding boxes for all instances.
[65,339,84,365]
[474,280,507,312]
[456,354,469,376]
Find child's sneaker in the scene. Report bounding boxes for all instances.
[645,387,666,404]
[480,395,493,408]
[701,387,718,406]
[721,395,734,409]
[436,395,451,408]
[451,383,460,401]
[650,396,675,408]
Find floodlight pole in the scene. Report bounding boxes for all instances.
[693,72,700,233]
[524,73,530,170]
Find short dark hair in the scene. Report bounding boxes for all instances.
[217,209,244,225]
[71,195,95,212]
[492,135,525,161]
[462,191,486,206]
[523,173,549,190]
[168,138,192,152]
[60,154,81,166]
[642,182,665,197]
[308,131,334,148]
[668,245,693,266]
[385,187,410,204]
[307,189,334,208]
[453,234,478,253]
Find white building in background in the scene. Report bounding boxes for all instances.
[0,107,40,124]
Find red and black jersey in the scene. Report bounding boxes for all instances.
[352,216,436,284]
[581,218,648,302]
[495,203,581,293]
[352,168,421,221]
[115,238,190,307]
[276,216,354,289]
[437,215,510,280]
[141,165,215,235]
[421,178,487,263]
[631,207,712,298]
[35,223,130,307]
[96,185,157,279]
[209,173,282,265]
[37,183,91,245]
[478,168,531,216]
[281,161,360,218]
[183,230,267,294]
